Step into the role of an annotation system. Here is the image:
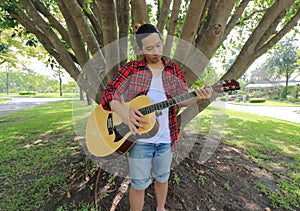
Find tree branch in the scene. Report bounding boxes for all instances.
[255,11,285,51]
[62,0,101,56]
[255,9,300,58]
[116,0,130,66]
[17,0,80,80]
[223,0,251,40]
[173,0,207,66]
[90,0,104,46]
[56,1,88,66]
[164,0,181,57]
[236,8,268,26]
[31,0,70,44]
[157,0,171,33]
[196,0,236,59]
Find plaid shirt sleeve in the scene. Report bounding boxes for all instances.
[101,62,133,110]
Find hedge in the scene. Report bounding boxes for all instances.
[249,98,266,103]
[19,91,37,96]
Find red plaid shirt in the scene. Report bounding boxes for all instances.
[101,58,188,146]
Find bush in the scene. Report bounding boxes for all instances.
[19,91,37,96]
[292,86,300,100]
[253,91,262,98]
[280,86,288,100]
[249,98,266,103]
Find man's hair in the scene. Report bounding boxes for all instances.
[135,23,161,49]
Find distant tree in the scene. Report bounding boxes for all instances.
[250,62,277,82]
[264,35,299,86]
[0,27,48,94]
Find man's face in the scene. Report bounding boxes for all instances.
[140,33,163,64]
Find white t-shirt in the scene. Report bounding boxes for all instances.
[137,72,171,144]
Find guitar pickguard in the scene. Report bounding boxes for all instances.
[114,123,130,142]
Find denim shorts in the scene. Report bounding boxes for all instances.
[128,142,172,190]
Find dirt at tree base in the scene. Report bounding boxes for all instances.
[43,132,280,211]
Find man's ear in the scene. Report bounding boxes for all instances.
[136,46,143,54]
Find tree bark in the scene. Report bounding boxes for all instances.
[222,0,297,80]
[62,0,101,56]
[196,0,236,58]
[116,0,130,66]
[130,0,148,26]
[157,0,171,33]
[164,0,181,57]
[173,0,207,62]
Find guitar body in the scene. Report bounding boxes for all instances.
[86,95,158,157]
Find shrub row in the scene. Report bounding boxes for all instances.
[19,91,37,96]
[249,98,266,103]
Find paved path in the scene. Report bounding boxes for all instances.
[225,103,300,124]
[0,97,74,117]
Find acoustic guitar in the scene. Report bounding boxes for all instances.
[85,79,240,157]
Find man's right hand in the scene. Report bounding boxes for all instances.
[110,100,148,135]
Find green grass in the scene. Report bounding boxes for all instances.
[0,97,10,103]
[0,100,95,210]
[0,101,299,210]
[0,92,76,98]
[188,106,300,210]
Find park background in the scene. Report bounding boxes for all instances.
[0,0,300,210]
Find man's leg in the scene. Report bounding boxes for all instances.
[129,186,145,211]
[155,180,168,211]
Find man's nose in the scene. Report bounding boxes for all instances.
[153,47,159,54]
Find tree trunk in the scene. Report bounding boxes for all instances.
[157,0,171,33]
[59,72,63,97]
[98,0,119,82]
[86,93,92,105]
[116,0,130,66]
[130,0,148,26]
[80,89,85,101]
[6,63,9,95]
[164,0,181,57]
[173,0,206,62]
[196,0,237,58]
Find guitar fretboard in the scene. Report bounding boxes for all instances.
[138,91,197,115]
[137,79,240,115]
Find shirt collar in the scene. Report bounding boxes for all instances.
[138,57,174,69]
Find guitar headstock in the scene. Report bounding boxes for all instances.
[211,79,240,93]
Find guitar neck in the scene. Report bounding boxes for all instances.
[138,90,198,115]
[138,79,240,115]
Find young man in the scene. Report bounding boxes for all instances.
[101,24,211,211]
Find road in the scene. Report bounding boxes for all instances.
[0,97,74,117]
[225,102,300,124]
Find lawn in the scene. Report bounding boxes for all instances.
[0,100,299,210]
[0,92,76,98]
[189,106,300,210]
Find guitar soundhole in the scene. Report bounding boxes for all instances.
[107,113,114,135]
